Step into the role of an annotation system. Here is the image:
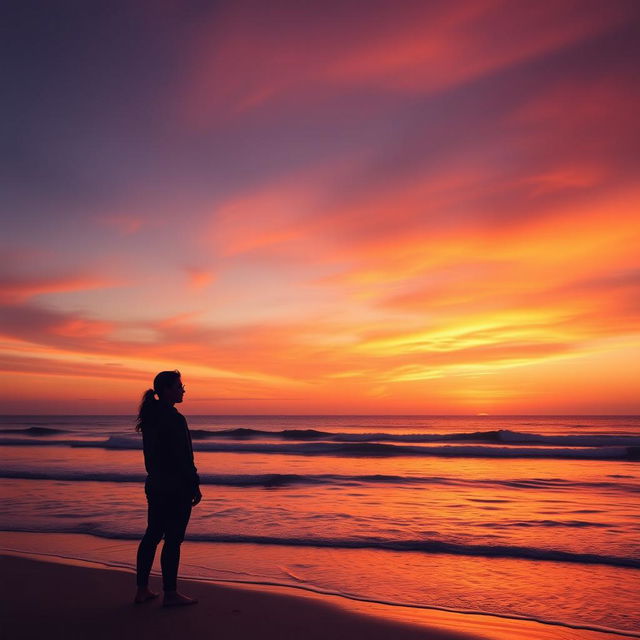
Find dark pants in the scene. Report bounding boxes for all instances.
[136,491,192,591]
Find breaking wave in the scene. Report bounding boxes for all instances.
[3,523,638,569]
[1,434,637,460]
[2,469,638,492]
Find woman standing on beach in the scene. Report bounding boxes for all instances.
[134,370,202,606]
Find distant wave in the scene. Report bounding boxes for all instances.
[478,519,612,528]
[2,469,638,493]
[4,426,640,448]
[0,438,102,447]
[186,427,640,447]
[0,470,315,487]
[3,524,638,569]
[0,427,69,435]
[1,435,638,460]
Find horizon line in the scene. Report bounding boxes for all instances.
[1,413,639,418]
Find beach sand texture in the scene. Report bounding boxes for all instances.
[1,553,629,640]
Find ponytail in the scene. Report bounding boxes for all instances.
[135,389,157,432]
[135,370,181,432]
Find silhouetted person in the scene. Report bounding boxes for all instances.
[134,370,202,606]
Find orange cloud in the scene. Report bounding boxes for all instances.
[3,1,639,413]
[0,275,117,304]
[50,317,114,339]
[206,171,333,260]
[186,268,216,290]
[518,166,607,197]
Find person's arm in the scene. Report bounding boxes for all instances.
[141,425,161,476]
[170,414,201,502]
[184,425,202,505]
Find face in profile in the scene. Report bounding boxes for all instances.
[164,378,185,404]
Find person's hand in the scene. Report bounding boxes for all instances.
[192,489,202,506]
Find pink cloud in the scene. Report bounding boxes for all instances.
[50,317,114,339]
[0,275,117,304]
[99,215,145,235]
[0,353,148,382]
[181,0,630,122]
[185,268,216,290]
[324,0,623,92]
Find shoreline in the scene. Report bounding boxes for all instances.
[1,551,635,640]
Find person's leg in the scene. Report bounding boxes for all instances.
[161,497,197,606]
[135,493,165,599]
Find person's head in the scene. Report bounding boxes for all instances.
[153,370,185,405]
[135,370,185,431]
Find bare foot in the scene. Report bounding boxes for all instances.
[134,587,159,604]
[162,591,198,607]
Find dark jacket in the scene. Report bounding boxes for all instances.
[141,403,200,497]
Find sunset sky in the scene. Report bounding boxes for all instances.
[2,0,639,414]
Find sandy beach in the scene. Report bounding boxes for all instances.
[1,552,631,640]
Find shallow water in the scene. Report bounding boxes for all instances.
[1,415,639,633]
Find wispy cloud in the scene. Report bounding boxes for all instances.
[185,268,216,290]
[0,274,118,304]
[182,0,630,118]
[2,0,639,412]
[98,215,146,235]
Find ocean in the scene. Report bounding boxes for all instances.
[1,415,639,635]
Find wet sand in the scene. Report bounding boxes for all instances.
[0,553,629,640]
